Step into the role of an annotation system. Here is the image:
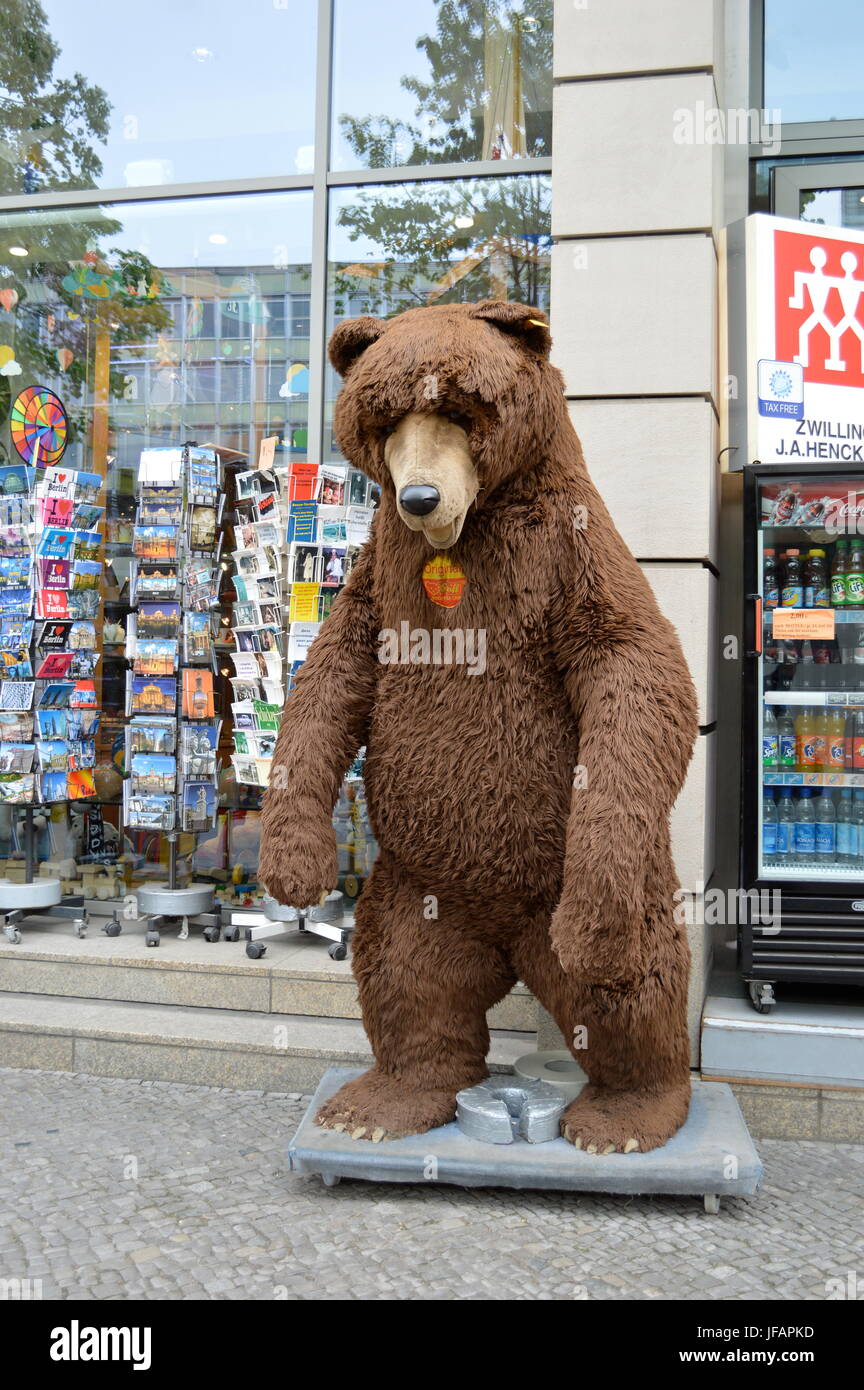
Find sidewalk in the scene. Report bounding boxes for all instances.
[2,1067,862,1301]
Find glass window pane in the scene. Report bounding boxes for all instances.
[800,186,864,229]
[331,0,552,171]
[325,171,551,456]
[765,0,864,124]
[1,2,316,195]
[0,190,311,873]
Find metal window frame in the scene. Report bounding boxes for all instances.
[773,159,864,219]
[750,0,864,162]
[0,0,552,464]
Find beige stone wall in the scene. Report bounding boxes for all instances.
[550,0,735,1063]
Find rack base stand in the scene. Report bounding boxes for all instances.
[229,892,352,961]
[288,1066,764,1215]
[136,882,227,948]
[0,877,88,945]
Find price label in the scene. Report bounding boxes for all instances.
[772,608,836,639]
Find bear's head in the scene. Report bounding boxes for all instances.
[329,300,566,550]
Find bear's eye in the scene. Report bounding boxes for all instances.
[380,423,396,438]
[447,412,470,430]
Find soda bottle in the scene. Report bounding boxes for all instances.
[763,548,779,609]
[836,788,855,864]
[831,538,848,608]
[776,787,797,859]
[764,636,781,690]
[827,708,846,772]
[762,792,777,861]
[796,707,819,772]
[781,549,803,607]
[852,629,864,691]
[847,540,864,608]
[777,708,796,769]
[845,711,856,770]
[794,788,816,862]
[813,641,832,692]
[762,707,779,770]
[814,708,830,770]
[803,549,830,608]
[815,789,837,866]
[854,789,864,866]
[797,641,815,690]
[780,640,798,691]
[853,709,864,770]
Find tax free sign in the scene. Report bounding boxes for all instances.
[747,213,864,465]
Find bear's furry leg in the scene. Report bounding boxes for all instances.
[316,857,517,1140]
[512,900,692,1154]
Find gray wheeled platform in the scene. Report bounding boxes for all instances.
[288,1066,763,1212]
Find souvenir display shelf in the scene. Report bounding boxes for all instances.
[123,445,230,946]
[0,454,108,942]
[225,454,377,960]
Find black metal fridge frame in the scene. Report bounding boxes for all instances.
[740,463,864,1003]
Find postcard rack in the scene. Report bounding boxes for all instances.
[226,454,375,960]
[123,445,227,946]
[0,459,108,942]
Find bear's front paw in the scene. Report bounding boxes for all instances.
[259,817,338,908]
[550,896,646,991]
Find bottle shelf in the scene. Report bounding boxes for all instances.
[759,858,864,878]
[763,771,864,787]
[764,690,864,705]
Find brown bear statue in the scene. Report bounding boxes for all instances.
[260,300,698,1154]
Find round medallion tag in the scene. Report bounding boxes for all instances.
[422,555,467,608]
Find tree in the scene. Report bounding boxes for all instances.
[0,0,110,195]
[332,2,552,326]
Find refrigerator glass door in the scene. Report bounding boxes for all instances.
[759,474,864,882]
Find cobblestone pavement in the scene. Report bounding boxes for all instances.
[2,1068,862,1301]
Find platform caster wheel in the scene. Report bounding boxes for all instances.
[203,926,221,943]
[321,1174,341,1188]
[178,915,189,942]
[223,926,240,942]
[704,1194,721,1215]
[74,919,87,939]
[748,981,775,1014]
[102,917,122,938]
[328,942,348,961]
[4,926,21,945]
[246,941,267,959]
[145,931,160,948]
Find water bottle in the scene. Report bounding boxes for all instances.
[776,787,796,860]
[794,788,816,863]
[762,707,779,770]
[815,789,836,866]
[762,792,777,862]
[854,789,864,867]
[836,788,856,865]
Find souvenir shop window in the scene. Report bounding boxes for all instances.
[0,190,311,888]
[324,170,551,459]
[330,0,553,171]
[4,1,316,197]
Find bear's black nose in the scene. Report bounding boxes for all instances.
[399,484,440,516]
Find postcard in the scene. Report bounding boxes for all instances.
[0,710,34,741]
[0,742,34,774]
[182,668,215,720]
[36,708,66,739]
[0,771,35,803]
[35,651,74,679]
[133,525,178,560]
[137,601,181,638]
[130,752,176,795]
[67,768,97,799]
[125,792,175,830]
[181,779,217,831]
[39,769,68,802]
[133,639,178,677]
[69,680,97,709]
[130,674,177,715]
[0,680,34,710]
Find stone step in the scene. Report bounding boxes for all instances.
[0,991,530,1094]
[0,916,538,1033]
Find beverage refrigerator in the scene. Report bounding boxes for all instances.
[742,464,864,1012]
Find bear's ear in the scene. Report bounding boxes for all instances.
[328,315,388,377]
[468,300,551,358]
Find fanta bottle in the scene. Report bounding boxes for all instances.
[814,709,830,770]
[827,708,847,772]
[796,707,819,773]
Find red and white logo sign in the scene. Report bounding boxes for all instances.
[774,227,864,389]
